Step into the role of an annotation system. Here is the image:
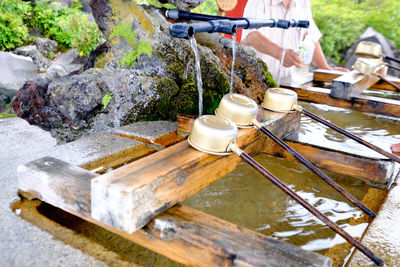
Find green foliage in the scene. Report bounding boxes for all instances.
[312,0,400,63]
[0,0,103,56]
[0,0,31,50]
[192,0,218,15]
[102,93,113,109]
[110,22,152,67]
[29,0,104,56]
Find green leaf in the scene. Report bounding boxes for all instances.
[102,93,113,110]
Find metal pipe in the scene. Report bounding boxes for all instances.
[166,9,310,29]
[258,125,376,218]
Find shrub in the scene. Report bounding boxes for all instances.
[312,0,400,63]
[1,0,103,56]
[0,0,31,50]
[30,0,104,56]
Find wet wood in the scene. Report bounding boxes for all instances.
[313,69,400,92]
[283,85,400,118]
[263,141,398,188]
[18,156,96,217]
[18,157,331,267]
[91,112,300,234]
[330,66,387,100]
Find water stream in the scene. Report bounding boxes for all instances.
[229,33,236,93]
[277,48,285,88]
[189,37,203,116]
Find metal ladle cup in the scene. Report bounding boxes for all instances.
[261,88,400,164]
[355,41,400,71]
[188,114,384,266]
[352,57,400,91]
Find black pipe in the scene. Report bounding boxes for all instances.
[239,151,384,266]
[385,63,400,72]
[169,20,237,39]
[166,9,310,29]
[169,18,309,39]
[258,125,376,218]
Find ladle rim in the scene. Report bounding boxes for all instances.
[261,106,297,113]
[188,135,232,155]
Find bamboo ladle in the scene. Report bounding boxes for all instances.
[215,93,375,218]
[262,88,400,164]
[188,115,384,266]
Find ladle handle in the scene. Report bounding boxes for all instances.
[301,108,400,164]
[259,126,376,218]
[385,55,400,65]
[385,63,400,72]
[377,74,400,92]
[238,152,384,266]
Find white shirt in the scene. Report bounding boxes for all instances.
[241,0,322,81]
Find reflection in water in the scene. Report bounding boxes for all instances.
[184,154,368,254]
[185,102,399,256]
[297,101,400,159]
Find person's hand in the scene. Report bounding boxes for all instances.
[391,143,400,153]
[330,66,349,72]
[282,49,302,68]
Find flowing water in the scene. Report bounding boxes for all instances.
[189,37,203,116]
[277,48,285,88]
[229,33,236,94]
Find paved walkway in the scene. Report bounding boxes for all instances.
[0,118,106,266]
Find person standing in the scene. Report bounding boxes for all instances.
[241,0,347,82]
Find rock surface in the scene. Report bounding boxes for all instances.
[0,52,38,97]
[13,1,275,142]
[165,0,205,11]
[14,45,52,70]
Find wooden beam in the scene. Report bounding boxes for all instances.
[91,112,300,233]
[283,85,400,118]
[18,156,330,267]
[330,66,387,100]
[313,69,400,92]
[262,141,398,189]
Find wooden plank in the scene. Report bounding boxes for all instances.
[91,112,300,233]
[283,85,400,118]
[18,157,331,267]
[263,141,398,188]
[313,69,345,83]
[313,69,400,92]
[330,66,387,100]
